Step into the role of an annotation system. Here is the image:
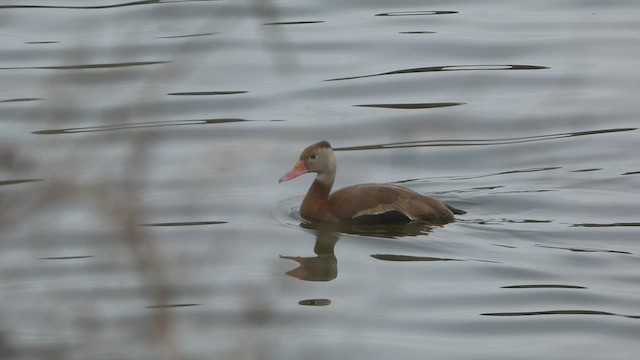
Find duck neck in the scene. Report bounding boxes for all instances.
[300,171,334,220]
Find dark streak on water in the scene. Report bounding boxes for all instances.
[333,128,637,151]
[460,218,553,225]
[570,168,602,172]
[492,244,517,249]
[140,221,227,227]
[298,299,331,306]
[492,189,556,194]
[501,284,587,289]
[167,91,247,96]
[158,32,218,39]
[263,21,325,26]
[572,222,640,228]
[32,118,282,135]
[375,11,458,17]
[462,218,552,226]
[0,179,44,186]
[40,256,94,260]
[371,254,462,262]
[536,245,633,255]
[0,61,169,71]
[326,64,548,81]
[0,0,215,10]
[399,31,436,34]
[482,310,640,319]
[0,98,43,103]
[354,102,464,109]
[145,304,201,309]
[449,167,561,181]
[503,219,553,224]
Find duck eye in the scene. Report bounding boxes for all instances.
[310,154,317,160]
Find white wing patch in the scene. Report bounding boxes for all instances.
[353,203,417,220]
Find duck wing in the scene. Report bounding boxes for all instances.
[327,184,458,224]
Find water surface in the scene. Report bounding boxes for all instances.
[1,0,639,359]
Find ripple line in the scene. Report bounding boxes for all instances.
[333,128,637,151]
[572,222,640,228]
[158,32,218,39]
[0,97,42,103]
[375,11,457,16]
[501,284,587,289]
[40,256,94,260]
[0,179,43,186]
[482,309,640,319]
[354,102,464,109]
[536,245,632,255]
[32,118,282,135]
[167,91,247,96]
[25,41,60,44]
[326,64,548,81]
[371,254,462,262]
[0,0,215,10]
[263,21,325,25]
[145,303,200,309]
[399,31,436,34]
[140,221,227,227]
[299,299,331,306]
[429,167,560,182]
[0,61,168,71]
[570,168,602,172]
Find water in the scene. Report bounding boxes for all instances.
[1,0,639,359]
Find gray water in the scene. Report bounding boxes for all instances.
[1,0,639,359]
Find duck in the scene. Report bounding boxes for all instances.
[279,141,466,225]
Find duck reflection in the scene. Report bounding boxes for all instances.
[280,230,339,282]
[280,221,435,282]
[300,220,435,238]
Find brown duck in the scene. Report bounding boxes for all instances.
[279,141,466,225]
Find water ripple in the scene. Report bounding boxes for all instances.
[482,309,640,319]
[375,11,458,17]
[157,32,218,39]
[326,64,548,81]
[570,168,602,173]
[300,221,435,239]
[0,61,168,71]
[536,245,633,255]
[434,167,561,182]
[354,102,464,110]
[167,91,247,96]
[333,128,637,151]
[0,0,215,10]
[24,41,59,44]
[501,284,587,289]
[145,303,200,309]
[32,118,281,135]
[298,299,331,306]
[371,254,462,262]
[0,179,43,186]
[40,256,94,260]
[140,221,227,227]
[399,31,436,34]
[263,21,325,26]
[0,97,42,103]
[572,222,640,228]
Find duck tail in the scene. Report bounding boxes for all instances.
[445,202,467,215]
